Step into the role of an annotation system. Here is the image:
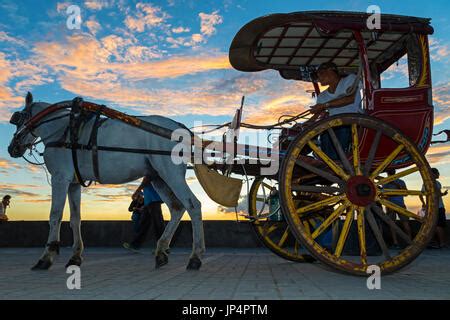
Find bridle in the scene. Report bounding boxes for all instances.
[9,102,73,161]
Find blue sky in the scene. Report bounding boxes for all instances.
[0,0,449,220]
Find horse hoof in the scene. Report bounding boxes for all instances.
[65,257,82,268]
[155,252,168,269]
[186,257,202,270]
[31,259,52,271]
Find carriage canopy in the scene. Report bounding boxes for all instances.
[229,11,434,82]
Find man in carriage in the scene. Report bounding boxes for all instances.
[309,61,363,160]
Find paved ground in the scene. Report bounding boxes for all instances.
[1,247,450,300]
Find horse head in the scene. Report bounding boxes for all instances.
[8,92,49,158]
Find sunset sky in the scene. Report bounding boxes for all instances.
[0,0,449,221]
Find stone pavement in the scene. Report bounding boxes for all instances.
[1,247,449,300]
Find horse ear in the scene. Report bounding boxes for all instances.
[25,92,33,109]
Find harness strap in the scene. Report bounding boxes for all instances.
[70,98,92,188]
[87,106,106,184]
[46,142,173,156]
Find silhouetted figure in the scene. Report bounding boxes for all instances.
[128,192,145,233]
[421,168,448,248]
[383,169,412,248]
[0,195,11,222]
[123,176,164,252]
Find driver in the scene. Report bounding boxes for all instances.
[309,62,363,160]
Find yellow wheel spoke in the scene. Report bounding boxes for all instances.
[297,195,344,215]
[363,130,382,176]
[292,185,343,194]
[379,199,424,222]
[327,128,355,175]
[262,224,278,237]
[307,141,350,181]
[370,145,404,180]
[371,204,412,245]
[295,160,345,186]
[311,202,349,239]
[357,207,367,265]
[303,221,312,235]
[294,240,299,255]
[278,226,290,247]
[377,167,419,185]
[366,208,391,260]
[352,124,361,175]
[335,206,354,257]
[380,189,426,197]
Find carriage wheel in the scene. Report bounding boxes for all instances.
[279,114,438,276]
[249,177,315,262]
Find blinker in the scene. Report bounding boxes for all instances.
[10,111,30,126]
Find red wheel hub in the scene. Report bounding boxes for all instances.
[346,176,376,206]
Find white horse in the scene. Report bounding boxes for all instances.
[8,93,205,270]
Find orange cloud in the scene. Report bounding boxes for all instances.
[0,31,26,47]
[0,183,44,202]
[86,17,101,35]
[33,34,229,80]
[85,0,112,10]
[124,3,169,32]
[0,51,52,121]
[0,53,23,120]
[56,2,70,13]
[427,143,450,165]
[0,157,47,175]
[199,11,223,36]
[172,26,190,34]
[166,34,204,48]
[433,82,450,125]
[166,11,223,48]
[0,158,22,170]
[430,37,450,62]
[111,55,230,80]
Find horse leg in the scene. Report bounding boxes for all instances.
[154,207,184,268]
[32,175,70,270]
[151,177,185,268]
[148,159,204,270]
[66,183,84,268]
[185,196,204,270]
[161,179,204,270]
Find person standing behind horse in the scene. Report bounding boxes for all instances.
[123,176,165,252]
[128,192,145,233]
[0,195,11,222]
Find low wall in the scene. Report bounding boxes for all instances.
[1,220,449,248]
[0,221,262,248]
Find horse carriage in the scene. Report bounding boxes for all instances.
[8,11,440,275]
